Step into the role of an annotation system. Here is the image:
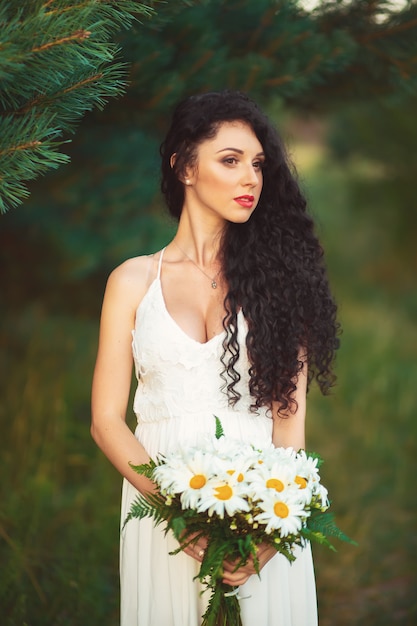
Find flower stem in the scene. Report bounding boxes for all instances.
[201,582,243,626]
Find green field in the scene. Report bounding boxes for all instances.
[1,146,416,625]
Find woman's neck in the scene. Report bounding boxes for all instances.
[173,209,224,267]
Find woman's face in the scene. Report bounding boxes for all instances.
[182,121,264,225]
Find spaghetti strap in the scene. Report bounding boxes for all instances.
[157,247,166,279]
[144,254,155,289]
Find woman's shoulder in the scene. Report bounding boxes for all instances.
[105,251,161,310]
[110,253,154,280]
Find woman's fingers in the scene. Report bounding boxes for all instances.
[184,539,277,579]
[222,557,256,574]
[181,533,207,562]
[222,544,278,583]
[222,571,252,586]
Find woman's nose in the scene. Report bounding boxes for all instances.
[244,165,260,186]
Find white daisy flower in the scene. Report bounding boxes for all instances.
[295,450,320,484]
[292,479,313,506]
[247,460,299,502]
[255,492,308,536]
[209,435,254,463]
[294,451,328,507]
[197,476,250,519]
[152,453,185,492]
[214,454,254,490]
[153,449,218,510]
[267,446,297,464]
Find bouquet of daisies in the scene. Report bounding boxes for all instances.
[125,418,353,626]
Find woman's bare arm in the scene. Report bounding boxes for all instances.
[272,353,308,450]
[91,256,156,494]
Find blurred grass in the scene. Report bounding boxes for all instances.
[0,311,121,625]
[1,142,416,624]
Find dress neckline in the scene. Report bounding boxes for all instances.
[156,277,226,347]
[155,246,227,347]
[135,248,243,348]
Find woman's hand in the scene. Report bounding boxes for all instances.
[221,543,277,586]
[181,533,208,563]
[182,535,277,586]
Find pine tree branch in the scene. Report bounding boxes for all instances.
[264,74,293,88]
[366,43,413,78]
[31,29,92,53]
[182,51,214,81]
[247,5,278,50]
[16,72,105,115]
[0,140,42,155]
[0,0,156,213]
[359,16,417,43]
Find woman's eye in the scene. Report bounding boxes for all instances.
[223,157,238,165]
[253,160,264,170]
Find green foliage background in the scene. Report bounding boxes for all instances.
[1,1,417,624]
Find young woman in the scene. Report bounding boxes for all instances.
[91,91,339,626]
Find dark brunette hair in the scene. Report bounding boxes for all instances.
[160,91,340,414]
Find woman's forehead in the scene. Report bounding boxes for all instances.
[198,121,263,154]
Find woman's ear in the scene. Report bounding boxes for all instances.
[171,153,194,185]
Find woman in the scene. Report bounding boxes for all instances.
[91,91,339,626]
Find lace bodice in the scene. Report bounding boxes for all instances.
[132,276,252,420]
[130,250,272,454]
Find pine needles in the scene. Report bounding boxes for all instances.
[0,1,155,213]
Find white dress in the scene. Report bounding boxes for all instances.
[120,249,318,626]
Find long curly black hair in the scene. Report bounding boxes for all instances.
[160,91,340,415]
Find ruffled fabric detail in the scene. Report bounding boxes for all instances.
[131,279,257,434]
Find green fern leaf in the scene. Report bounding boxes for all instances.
[170,515,187,541]
[307,511,357,546]
[301,527,337,551]
[214,416,224,440]
[306,451,324,468]
[123,490,168,529]
[128,458,157,480]
[199,539,230,581]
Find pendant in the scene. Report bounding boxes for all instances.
[211,280,217,289]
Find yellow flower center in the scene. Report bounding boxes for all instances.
[274,501,289,518]
[189,474,206,489]
[266,478,285,492]
[295,476,307,489]
[214,485,233,500]
[227,469,244,482]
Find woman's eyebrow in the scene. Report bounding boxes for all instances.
[216,147,265,157]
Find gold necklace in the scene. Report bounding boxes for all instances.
[173,241,221,289]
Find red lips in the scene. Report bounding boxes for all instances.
[234,195,255,207]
